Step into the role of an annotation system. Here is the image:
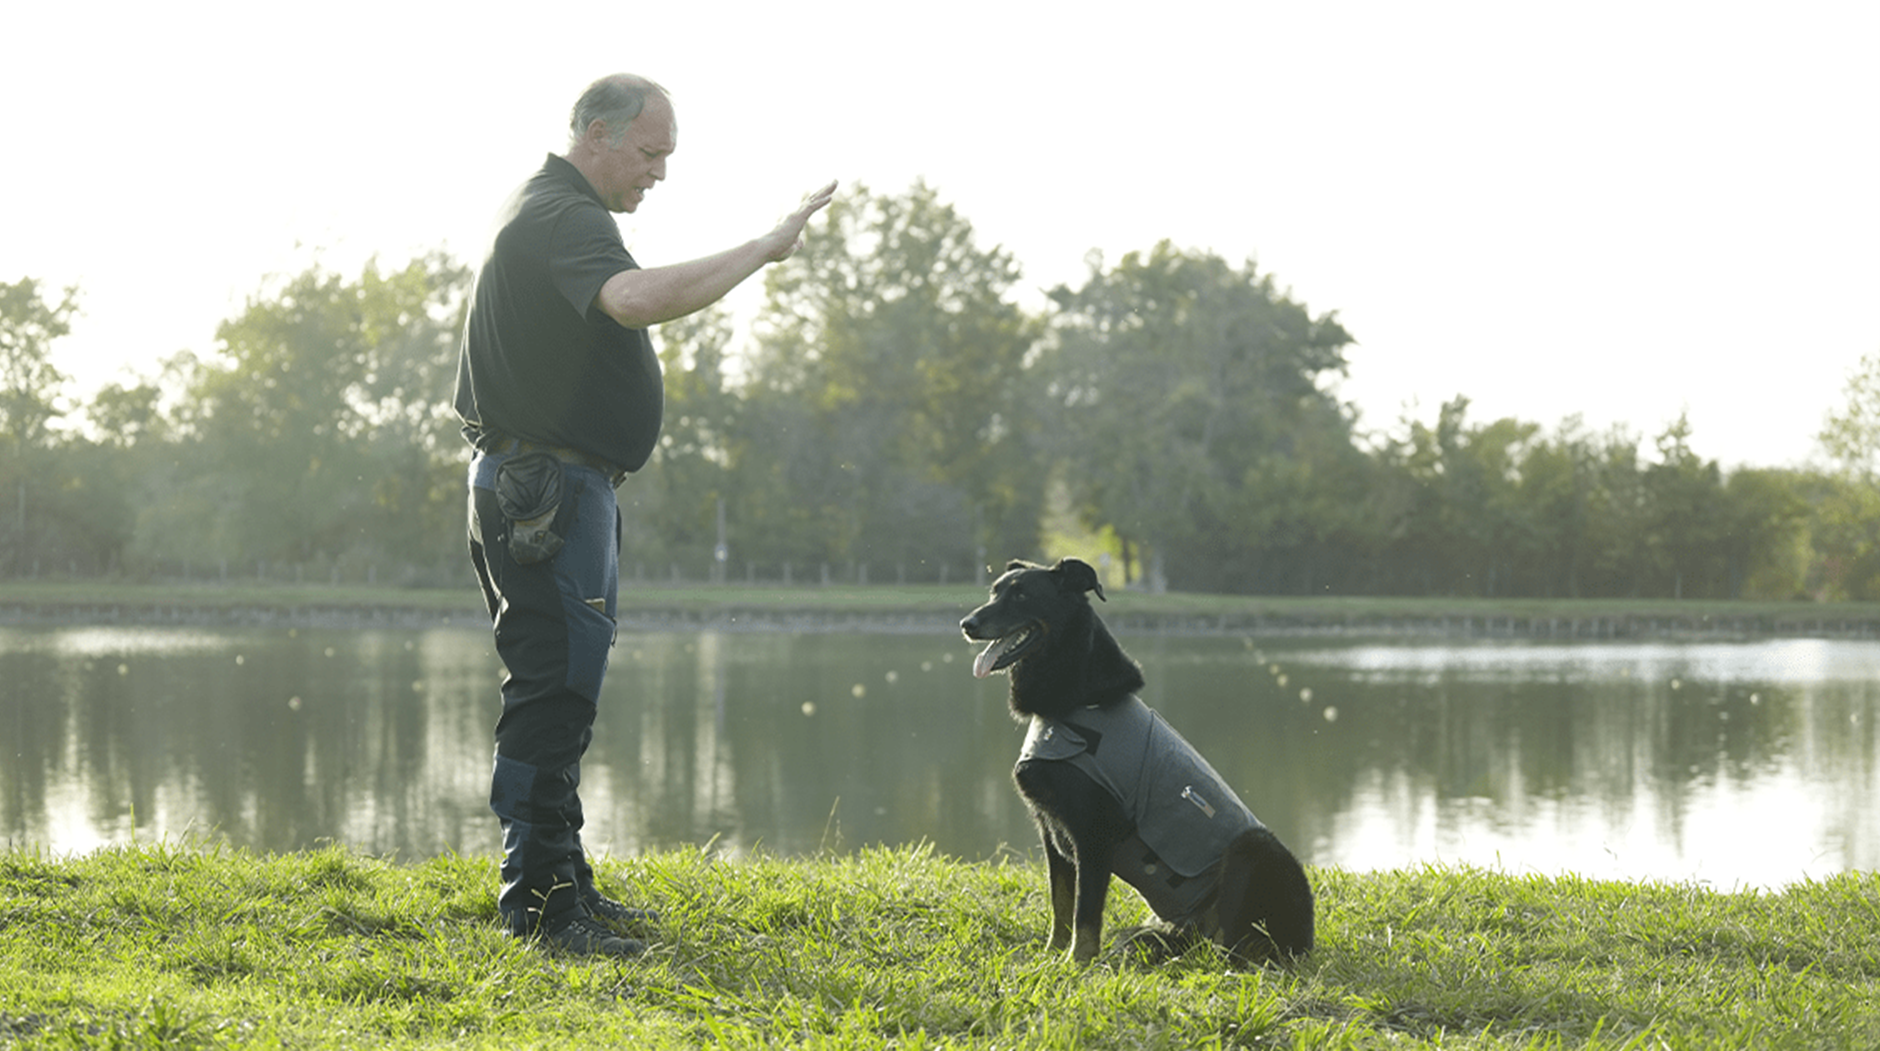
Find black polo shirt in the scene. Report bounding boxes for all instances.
[455,154,663,472]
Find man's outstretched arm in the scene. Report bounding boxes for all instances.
[594,180,837,329]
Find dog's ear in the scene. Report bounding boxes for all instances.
[1053,557,1106,602]
[1005,559,1031,573]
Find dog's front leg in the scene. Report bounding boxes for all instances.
[1016,762,1122,964]
[1068,851,1112,963]
[1042,835,1076,952]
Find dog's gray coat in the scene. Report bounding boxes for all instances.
[1020,694,1263,927]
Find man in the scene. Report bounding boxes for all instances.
[455,73,835,956]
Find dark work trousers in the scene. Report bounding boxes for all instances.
[466,450,620,935]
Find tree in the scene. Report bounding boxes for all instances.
[1801,470,1880,600]
[87,380,167,449]
[1718,468,1808,599]
[1577,427,1653,597]
[636,305,741,572]
[0,278,109,576]
[1819,349,1880,479]
[1643,414,1727,598]
[735,182,1043,578]
[1511,418,1598,598]
[1384,399,1544,597]
[134,254,470,576]
[1809,350,1880,598]
[1041,243,1357,593]
[0,277,79,452]
[1372,408,1772,600]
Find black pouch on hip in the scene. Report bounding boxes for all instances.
[494,452,577,565]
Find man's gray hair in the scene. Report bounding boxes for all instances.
[570,74,669,146]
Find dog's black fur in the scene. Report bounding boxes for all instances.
[961,557,1314,964]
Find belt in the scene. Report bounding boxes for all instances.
[487,434,627,488]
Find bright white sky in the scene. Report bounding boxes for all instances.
[5,0,1876,470]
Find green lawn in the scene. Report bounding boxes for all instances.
[2,843,1875,1049]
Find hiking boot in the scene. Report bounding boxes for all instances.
[585,891,658,933]
[539,913,647,958]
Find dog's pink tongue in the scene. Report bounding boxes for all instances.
[972,640,1001,679]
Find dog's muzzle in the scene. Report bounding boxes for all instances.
[964,622,1040,679]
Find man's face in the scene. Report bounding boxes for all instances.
[593,93,677,213]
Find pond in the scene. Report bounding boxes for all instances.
[2,624,1874,889]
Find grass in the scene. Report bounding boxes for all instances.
[2,843,1876,1049]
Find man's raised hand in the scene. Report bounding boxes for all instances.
[763,180,839,262]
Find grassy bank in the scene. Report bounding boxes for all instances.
[6,579,1880,637]
[2,844,1876,1049]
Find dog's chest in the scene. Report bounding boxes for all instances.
[1017,695,1260,879]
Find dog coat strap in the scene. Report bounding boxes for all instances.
[1019,716,1089,762]
[1109,829,1221,928]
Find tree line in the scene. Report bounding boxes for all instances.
[5,183,1878,600]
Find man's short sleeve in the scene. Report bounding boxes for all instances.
[548,206,636,322]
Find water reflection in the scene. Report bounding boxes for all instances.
[1258,638,1880,887]
[1,626,1874,888]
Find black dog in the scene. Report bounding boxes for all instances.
[961,557,1314,964]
